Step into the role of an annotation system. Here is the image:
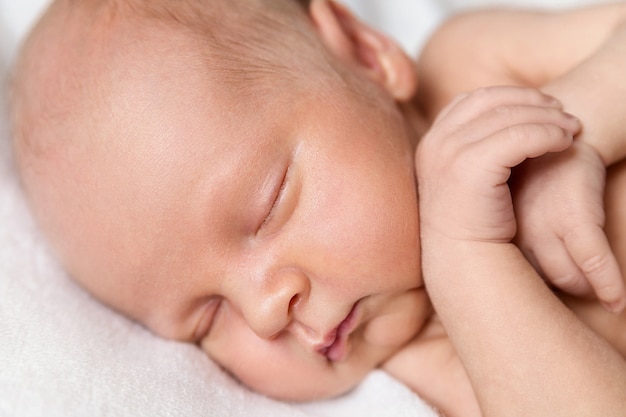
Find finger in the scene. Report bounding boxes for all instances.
[564,224,626,313]
[433,86,563,128]
[530,239,594,297]
[471,123,573,171]
[433,91,469,124]
[459,105,581,146]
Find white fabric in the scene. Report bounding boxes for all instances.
[340,0,446,54]
[441,0,607,11]
[0,0,594,416]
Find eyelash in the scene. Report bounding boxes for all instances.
[195,298,223,342]
[260,166,289,229]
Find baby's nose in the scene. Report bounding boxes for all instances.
[241,267,309,340]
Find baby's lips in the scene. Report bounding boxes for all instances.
[314,328,339,355]
[318,303,360,362]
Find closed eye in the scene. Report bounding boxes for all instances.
[258,163,290,231]
[194,298,223,342]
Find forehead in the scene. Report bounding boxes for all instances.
[99,19,310,181]
[77,31,322,314]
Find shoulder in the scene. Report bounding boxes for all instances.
[415,5,626,119]
[415,10,533,118]
[422,4,626,72]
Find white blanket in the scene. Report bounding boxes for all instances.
[0,0,596,416]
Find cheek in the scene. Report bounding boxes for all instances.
[305,156,421,286]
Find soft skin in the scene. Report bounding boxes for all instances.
[416,4,626,309]
[12,0,430,401]
[10,0,626,415]
[386,5,626,416]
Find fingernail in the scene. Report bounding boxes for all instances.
[564,113,582,132]
[602,299,626,314]
[546,95,562,107]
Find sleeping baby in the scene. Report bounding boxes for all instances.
[9,0,626,416]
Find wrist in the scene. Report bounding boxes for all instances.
[420,233,520,286]
[575,130,614,167]
[572,139,607,170]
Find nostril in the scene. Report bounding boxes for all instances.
[289,293,302,313]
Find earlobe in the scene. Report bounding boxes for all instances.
[308,0,417,101]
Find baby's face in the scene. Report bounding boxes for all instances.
[47,29,428,400]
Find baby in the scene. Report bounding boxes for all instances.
[9,0,626,416]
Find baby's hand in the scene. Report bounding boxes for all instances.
[416,86,580,245]
[513,142,626,312]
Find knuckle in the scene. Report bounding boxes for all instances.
[550,272,593,296]
[550,272,583,289]
[505,124,566,148]
[493,104,514,117]
[536,124,569,146]
[467,86,498,105]
[503,124,540,148]
[504,124,527,143]
[580,253,613,279]
[471,86,493,98]
[538,123,563,138]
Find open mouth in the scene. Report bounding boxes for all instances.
[317,302,360,362]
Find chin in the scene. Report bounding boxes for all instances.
[261,380,358,403]
[242,366,369,403]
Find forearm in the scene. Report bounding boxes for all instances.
[542,19,626,166]
[423,238,626,416]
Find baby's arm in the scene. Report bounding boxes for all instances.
[417,3,626,126]
[416,86,626,416]
[517,12,626,310]
[536,14,626,166]
[417,3,626,309]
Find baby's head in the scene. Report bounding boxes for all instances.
[11,0,430,400]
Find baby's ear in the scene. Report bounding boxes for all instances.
[308,0,417,101]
